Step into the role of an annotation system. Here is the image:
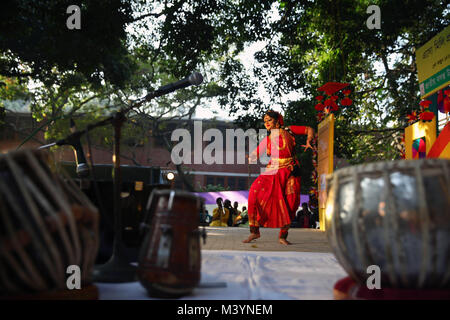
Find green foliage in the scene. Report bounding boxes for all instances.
[0,76,30,102]
[1,0,276,155]
[0,0,136,148]
[0,0,134,87]
[229,0,449,166]
[0,76,31,126]
[1,0,448,176]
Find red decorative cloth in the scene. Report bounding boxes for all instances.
[334,277,450,300]
[248,126,307,228]
[419,111,435,121]
[317,82,349,96]
[428,122,450,158]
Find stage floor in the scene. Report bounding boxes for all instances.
[97,250,346,300]
[200,226,333,253]
[97,228,344,300]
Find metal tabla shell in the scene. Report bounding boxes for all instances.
[137,189,203,298]
[325,159,450,289]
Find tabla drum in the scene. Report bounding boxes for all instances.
[0,149,100,299]
[325,159,450,289]
[137,189,204,298]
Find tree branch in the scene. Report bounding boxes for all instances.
[129,11,164,23]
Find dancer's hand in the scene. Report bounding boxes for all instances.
[247,153,257,163]
[301,141,313,152]
[302,126,315,152]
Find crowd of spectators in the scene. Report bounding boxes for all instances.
[201,198,318,229]
[201,197,248,227]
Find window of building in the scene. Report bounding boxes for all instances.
[237,178,247,190]
[206,176,214,186]
[216,177,224,187]
[227,177,236,190]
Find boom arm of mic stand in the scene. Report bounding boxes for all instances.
[45,71,203,147]
[35,74,203,282]
[52,95,152,147]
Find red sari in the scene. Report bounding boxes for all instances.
[248,126,307,228]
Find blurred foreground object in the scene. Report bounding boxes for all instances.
[0,150,99,299]
[138,190,205,298]
[60,162,166,265]
[325,159,450,290]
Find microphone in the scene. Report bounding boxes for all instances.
[70,119,89,178]
[56,119,89,178]
[150,72,203,98]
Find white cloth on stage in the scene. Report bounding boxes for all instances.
[96,250,347,300]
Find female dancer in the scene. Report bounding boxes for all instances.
[243,110,314,245]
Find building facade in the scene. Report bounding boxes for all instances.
[1,112,265,191]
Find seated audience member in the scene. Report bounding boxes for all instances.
[231,201,241,225]
[233,201,241,216]
[209,197,230,227]
[224,199,237,227]
[234,206,249,227]
[200,209,211,224]
[290,211,300,228]
[297,202,312,228]
[205,209,212,224]
[241,206,248,224]
[309,202,320,229]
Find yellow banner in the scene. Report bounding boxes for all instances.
[416,25,450,85]
[317,114,334,231]
[404,118,436,159]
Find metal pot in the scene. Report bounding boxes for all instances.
[325,159,450,289]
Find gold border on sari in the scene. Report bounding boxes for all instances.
[266,157,295,170]
[286,176,296,195]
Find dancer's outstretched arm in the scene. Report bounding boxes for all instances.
[289,125,315,151]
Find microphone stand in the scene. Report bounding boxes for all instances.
[40,109,142,282]
[87,97,156,283]
[38,72,204,283]
[92,111,136,282]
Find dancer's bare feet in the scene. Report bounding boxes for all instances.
[278,238,292,245]
[242,233,260,243]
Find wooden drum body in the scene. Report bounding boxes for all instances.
[0,150,100,299]
[325,159,450,289]
[138,190,203,298]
